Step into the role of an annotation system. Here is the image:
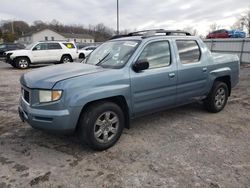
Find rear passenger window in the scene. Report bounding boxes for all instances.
[63,43,75,49]
[176,40,201,64]
[48,43,62,50]
[138,41,171,69]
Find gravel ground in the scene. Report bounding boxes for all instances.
[0,61,250,188]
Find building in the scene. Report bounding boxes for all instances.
[18,29,94,45]
[60,33,94,43]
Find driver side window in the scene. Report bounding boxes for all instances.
[33,43,48,51]
[138,41,171,69]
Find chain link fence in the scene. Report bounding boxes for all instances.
[204,38,250,64]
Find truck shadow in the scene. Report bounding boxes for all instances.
[18,102,207,154]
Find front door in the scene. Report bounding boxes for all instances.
[130,40,177,116]
[31,43,50,63]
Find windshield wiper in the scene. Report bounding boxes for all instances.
[96,52,111,66]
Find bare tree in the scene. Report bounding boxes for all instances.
[231,19,244,30]
[208,23,221,32]
[240,8,250,35]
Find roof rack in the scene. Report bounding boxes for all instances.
[38,40,74,42]
[111,29,192,39]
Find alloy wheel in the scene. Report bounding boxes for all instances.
[19,59,28,69]
[94,111,119,144]
[63,57,70,63]
[214,87,226,109]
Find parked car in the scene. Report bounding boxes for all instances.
[18,29,239,150]
[228,30,246,38]
[4,41,78,69]
[0,43,25,58]
[78,46,97,59]
[206,29,230,39]
[76,43,86,49]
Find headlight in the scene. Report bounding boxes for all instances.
[39,90,62,103]
[7,53,13,56]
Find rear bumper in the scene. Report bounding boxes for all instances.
[18,97,81,134]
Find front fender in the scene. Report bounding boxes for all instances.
[67,84,131,109]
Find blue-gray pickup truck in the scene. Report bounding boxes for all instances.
[19,30,240,150]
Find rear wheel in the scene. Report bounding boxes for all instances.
[60,55,72,64]
[204,81,229,113]
[16,57,29,69]
[77,102,124,150]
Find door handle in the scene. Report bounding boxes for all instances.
[202,67,207,72]
[168,73,175,78]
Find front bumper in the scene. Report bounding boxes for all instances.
[18,97,81,134]
[5,55,14,64]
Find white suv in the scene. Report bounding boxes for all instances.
[5,41,78,69]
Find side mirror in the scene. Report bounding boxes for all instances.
[132,60,149,72]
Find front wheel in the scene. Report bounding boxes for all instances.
[16,57,30,69]
[77,102,124,150]
[79,53,85,59]
[204,81,229,113]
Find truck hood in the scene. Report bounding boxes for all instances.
[20,63,107,89]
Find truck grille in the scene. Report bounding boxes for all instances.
[22,88,30,104]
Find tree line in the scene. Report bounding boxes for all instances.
[0,8,249,43]
[186,8,250,37]
[0,19,115,42]
[208,9,250,34]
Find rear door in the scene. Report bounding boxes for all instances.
[175,39,208,104]
[47,43,63,61]
[130,39,177,116]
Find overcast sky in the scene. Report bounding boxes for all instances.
[0,0,249,35]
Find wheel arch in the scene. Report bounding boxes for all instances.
[214,76,231,96]
[76,95,130,131]
[61,54,73,61]
[14,56,31,63]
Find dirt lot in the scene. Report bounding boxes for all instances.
[0,61,249,188]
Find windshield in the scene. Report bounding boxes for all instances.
[85,40,140,68]
[25,43,34,50]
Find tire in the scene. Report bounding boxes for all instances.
[16,57,29,69]
[204,81,229,113]
[60,55,72,64]
[79,53,85,59]
[77,102,125,151]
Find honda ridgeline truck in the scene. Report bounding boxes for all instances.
[18,30,240,150]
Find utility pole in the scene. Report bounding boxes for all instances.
[117,0,119,35]
[11,21,14,34]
